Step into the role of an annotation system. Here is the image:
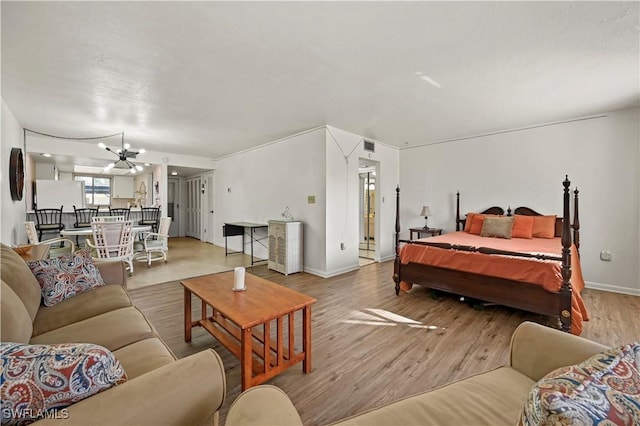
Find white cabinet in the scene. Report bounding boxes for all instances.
[112,176,134,199]
[268,221,303,275]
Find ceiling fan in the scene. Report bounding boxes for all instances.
[98,133,146,174]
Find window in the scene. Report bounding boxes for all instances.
[74,175,111,206]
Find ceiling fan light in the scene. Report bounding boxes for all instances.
[136,165,143,171]
[124,143,131,150]
[98,142,107,149]
[138,148,146,154]
[105,162,115,169]
[130,167,137,174]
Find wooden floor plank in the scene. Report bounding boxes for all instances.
[130,259,640,426]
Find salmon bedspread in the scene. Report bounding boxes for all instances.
[399,232,589,334]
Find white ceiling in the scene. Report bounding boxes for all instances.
[2,2,639,160]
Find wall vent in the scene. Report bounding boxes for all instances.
[363,140,375,152]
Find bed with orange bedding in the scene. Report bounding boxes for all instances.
[393,176,586,334]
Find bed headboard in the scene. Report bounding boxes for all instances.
[454,187,580,253]
[455,191,504,231]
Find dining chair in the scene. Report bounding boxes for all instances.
[24,221,75,258]
[34,206,65,241]
[86,219,135,274]
[139,207,161,233]
[109,207,131,220]
[136,217,172,268]
[73,205,98,245]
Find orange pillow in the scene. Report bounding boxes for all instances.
[464,213,476,232]
[532,215,557,238]
[512,215,534,239]
[469,215,486,235]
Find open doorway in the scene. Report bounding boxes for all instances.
[167,177,180,237]
[358,160,378,264]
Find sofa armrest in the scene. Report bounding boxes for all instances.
[226,385,303,426]
[510,321,608,381]
[95,260,127,287]
[35,349,225,426]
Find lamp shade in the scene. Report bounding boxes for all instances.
[420,206,432,217]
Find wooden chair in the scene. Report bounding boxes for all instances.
[86,220,135,274]
[109,207,131,220]
[34,206,65,241]
[139,207,161,233]
[24,221,75,258]
[136,217,171,268]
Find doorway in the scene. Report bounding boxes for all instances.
[167,177,180,237]
[358,161,378,262]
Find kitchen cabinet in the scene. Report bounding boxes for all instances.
[112,176,134,198]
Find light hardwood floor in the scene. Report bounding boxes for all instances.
[129,238,640,425]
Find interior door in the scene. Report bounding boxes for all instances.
[204,172,215,244]
[185,176,202,239]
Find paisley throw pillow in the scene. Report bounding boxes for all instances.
[0,342,127,425]
[28,249,106,306]
[519,342,640,425]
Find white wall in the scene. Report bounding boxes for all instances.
[325,126,400,277]
[214,127,327,273]
[214,125,400,278]
[1,99,27,245]
[400,107,640,295]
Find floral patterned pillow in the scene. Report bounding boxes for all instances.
[28,249,106,306]
[519,342,640,425]
[0,342,127,425]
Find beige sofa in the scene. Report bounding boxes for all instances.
[1,243,226,425]
[226,321,609,426]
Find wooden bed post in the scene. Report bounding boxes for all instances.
[456,191,461,231]
[573,188,580,255]
[394,185,401,295]
[560,176,573,333]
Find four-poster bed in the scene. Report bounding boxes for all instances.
[393,176,587,334]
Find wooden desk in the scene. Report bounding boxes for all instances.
[182,271,316,390]
[409,227,443,240]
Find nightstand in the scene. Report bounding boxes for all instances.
[409,227,443,240]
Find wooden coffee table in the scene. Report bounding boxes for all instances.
[182,271,316,390]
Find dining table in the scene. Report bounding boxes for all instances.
[60,224,152,237]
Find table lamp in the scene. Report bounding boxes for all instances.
[420,206,432,229]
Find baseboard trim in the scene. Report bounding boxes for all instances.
[380,254,396,262]
[304,264,360,278]
[585,281,640,296]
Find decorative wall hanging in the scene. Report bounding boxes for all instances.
[9,147,24,201]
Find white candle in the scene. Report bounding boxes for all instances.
[233,267,246,291]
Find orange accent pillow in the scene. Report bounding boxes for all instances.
[532,215,557,238]
[512,215,535,239]
[464,213,476,232]
[469,215,486,235]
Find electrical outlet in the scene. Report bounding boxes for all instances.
[600,251,612,261]
[340,242,346,251]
